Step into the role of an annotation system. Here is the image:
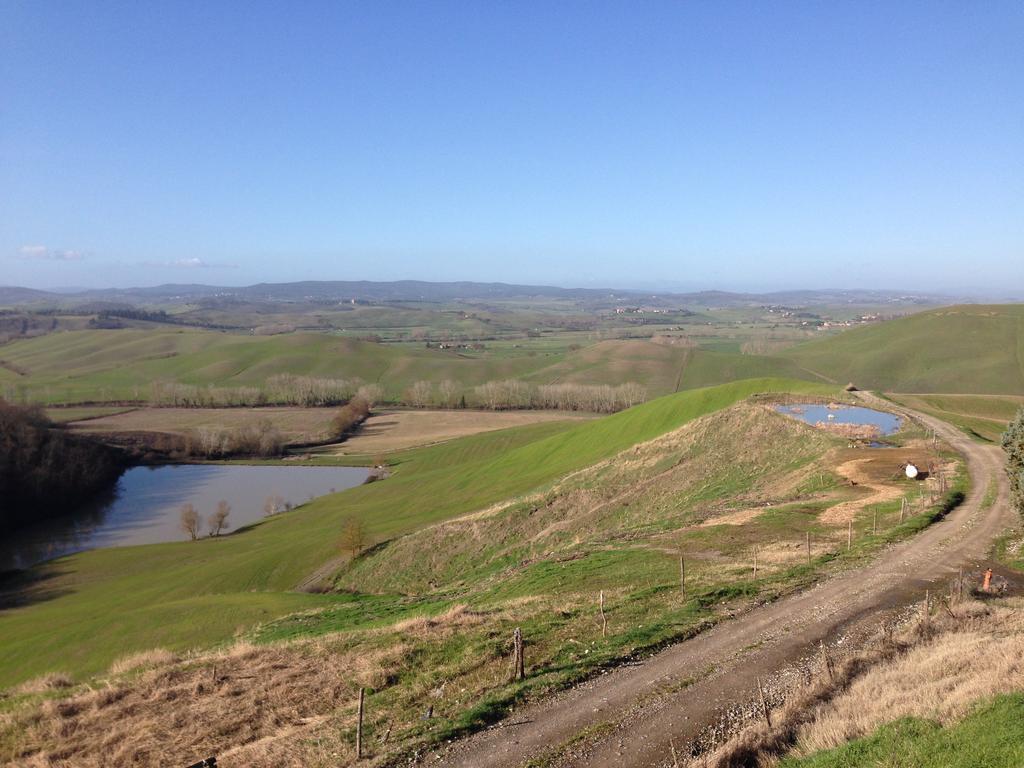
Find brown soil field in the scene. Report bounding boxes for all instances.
[68,407,338,444]
[328,409,592,454]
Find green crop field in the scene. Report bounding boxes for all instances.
[784,305,1024,395]
[0,378,835,687]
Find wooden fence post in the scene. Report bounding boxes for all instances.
[511,627,525,681]
[806,531,811,565]
[679,553,686,599]
[872,510,877,536]
[356,687,365,760]
[820,641,834,681]
[847,521,852,551]
[756,676,772,728]
[599,590,607,637]
[752,547,758,579]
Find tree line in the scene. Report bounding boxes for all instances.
[403,379,646,412]
[149,376,384,408]
[145,376,646,413]
[0,399,125,533]
[179,419,287,459]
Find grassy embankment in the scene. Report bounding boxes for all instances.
[780,696,1024,768]
[705,594,1024,768]
[0,378,835,687]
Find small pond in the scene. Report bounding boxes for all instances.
[775,403,902,435]
[1,464,368,571]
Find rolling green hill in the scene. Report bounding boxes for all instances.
[524,339,820,393]
[0,328,824,405]
[785,305,1024,395]
[0,378,833,686]
[886,392,1024,442]
[9,304,1019,409]
[0,329,554,403]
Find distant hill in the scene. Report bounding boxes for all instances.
[0,286,60,305]
[784,304,1024,394]
[0,280,962,309]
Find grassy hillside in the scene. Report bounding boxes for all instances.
[781,696,1024,768]
[785,305,1024,394]
[2,381,967,766]
[0,328,824,405]
[527,340,819,393]
[0,329,553,403]
[0,378,834,686]
[887,393,1024,442]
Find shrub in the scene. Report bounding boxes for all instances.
[331,397,371,438]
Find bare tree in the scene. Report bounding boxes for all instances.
[356,383,384,407]
[407,380,433,408]
[437,379,458,408]
[340,516,367,558]
[209,500,231,536]
[263,494,285,517]
[180,503,202,541]
[332,396,371,438]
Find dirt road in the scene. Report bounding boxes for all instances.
[439,393,1012,768]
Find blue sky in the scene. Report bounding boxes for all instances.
[1,1,1022,293]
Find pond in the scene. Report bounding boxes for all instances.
[1,464,369,571]
[775,403,902,435]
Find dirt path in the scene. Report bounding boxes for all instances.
[817,455,904,525]
[438,393,1012,768]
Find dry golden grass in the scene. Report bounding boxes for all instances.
[14,674,73,695]
[70,406,337,444]
[791,597,1024,756]
[390,603,479,636]
[3,639,403,767]
[0,602,498,768]
[108,648,179,676]
[695,596,1024,767]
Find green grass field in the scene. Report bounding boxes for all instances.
[0,378,835,686]
[0,329,554,403]
[0,327,830,405]
[785,305,1024,394]
[6,304,1024,409]
[886,393,1024,442]
[780,694,1024,768]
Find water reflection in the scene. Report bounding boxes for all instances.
[1,464,368,571]
[775,404,902,435]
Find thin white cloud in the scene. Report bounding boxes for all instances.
[140,257,238,269]
[16,245,84,261]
